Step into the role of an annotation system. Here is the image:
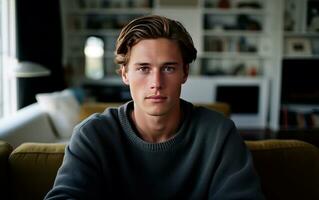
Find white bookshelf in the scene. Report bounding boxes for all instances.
[60,0,283,130]
[279,0,319,130]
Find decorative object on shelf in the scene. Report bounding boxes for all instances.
[237,36,257,53]
[285,37,312,56]
[308,16,319,32]
[217,0,230,9]
[280,106,319,129]
[232,63,246,76]
[307,0,319,32]
[284,9,295,31]
[247,66,258,76]
[205,37,226,52]
[12,61,51,78]
[236,14,262,31]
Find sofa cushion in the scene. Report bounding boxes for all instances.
[36,89,81,139]
[0,103,58,148]
[245,139,319,200]
[9,142,66,200]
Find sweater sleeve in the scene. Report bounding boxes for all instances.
[44,120,104,199]
[208,120,265,200]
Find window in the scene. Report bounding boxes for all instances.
[0,0,17,118]
[84,36,105,80]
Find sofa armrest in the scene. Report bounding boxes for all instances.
[0,140,13,199]
[9,142,66,200]
[245,139,319,200]
[79,102,123,121]
[196,102,230,117]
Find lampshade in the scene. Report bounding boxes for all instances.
[13,61,51,78]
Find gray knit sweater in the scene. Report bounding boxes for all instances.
[45,100,264,200]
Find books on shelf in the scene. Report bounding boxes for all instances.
[280,106,319,129]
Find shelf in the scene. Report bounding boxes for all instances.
[198,75,265,81]
[284,32,319,37]
[283,55,319,59]
[200,52,267,59]
[203,30,264,36]
[281,104,319,112]
[203,8,265,15]
[68,8,152,15]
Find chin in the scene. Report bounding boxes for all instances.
[147,110,167,117]
[144,106,168,116]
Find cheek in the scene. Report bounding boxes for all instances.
[131,73,151,87]
[128,76,146,95]
[167,78,183,92]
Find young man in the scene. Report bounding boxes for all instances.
[45,15,264,199]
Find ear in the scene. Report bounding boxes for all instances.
[182,64,189,84]
[121,65,129,85]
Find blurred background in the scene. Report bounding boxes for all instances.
[1,0,319,134]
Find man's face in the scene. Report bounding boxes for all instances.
[121,38,188,117]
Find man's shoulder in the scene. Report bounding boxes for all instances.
[69,107,125,149]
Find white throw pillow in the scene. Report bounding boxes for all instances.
[36,89,81,139]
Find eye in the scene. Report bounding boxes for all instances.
[162,66,175,73]
[137,66,150,73]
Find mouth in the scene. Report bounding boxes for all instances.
[145,95,167,102]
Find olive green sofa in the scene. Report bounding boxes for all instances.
[0,139,318,200]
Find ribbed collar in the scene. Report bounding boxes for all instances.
[118,99,193,152]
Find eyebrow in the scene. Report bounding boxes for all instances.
[134,62,179,66]
[134,62,150,66]
[162,62,179,65]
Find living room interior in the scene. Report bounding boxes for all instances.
[0,0,319,199]
[3,0,319,143]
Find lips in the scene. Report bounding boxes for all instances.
[145,95,167,102]
[146,95,166,99]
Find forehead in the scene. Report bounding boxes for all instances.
[127,38,183,65]
[129,38,182,61]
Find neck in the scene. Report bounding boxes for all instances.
[131,103,182,143]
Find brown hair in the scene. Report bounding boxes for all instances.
[115,15,197,71]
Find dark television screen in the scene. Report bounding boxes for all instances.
[281,59,319,104]
[216,86,259,114]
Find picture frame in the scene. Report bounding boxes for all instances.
[307,0,319,32]
[285,38,312,56]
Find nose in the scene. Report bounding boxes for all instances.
[150,70,162,90]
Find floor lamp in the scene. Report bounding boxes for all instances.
[13,61,51,109]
